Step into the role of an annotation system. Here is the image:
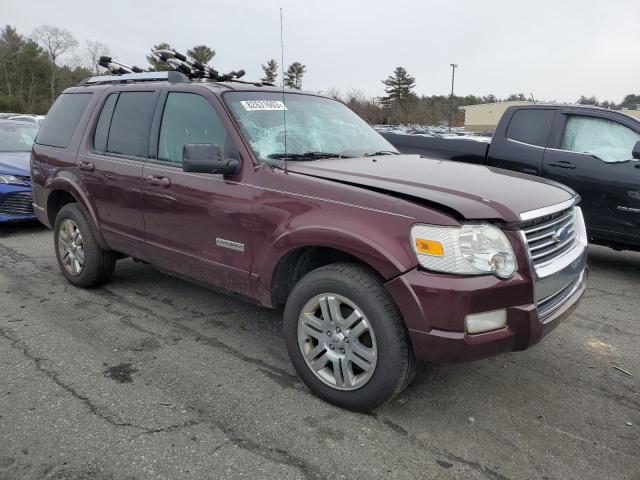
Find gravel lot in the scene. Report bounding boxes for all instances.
[0,222,638,480]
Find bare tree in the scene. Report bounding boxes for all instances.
[85,40,110,74]
[31,25,78,101]
[325,87,342,100]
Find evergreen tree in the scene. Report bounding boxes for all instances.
[621,94,640,109]
[380,66,416,106]
[284,62,306,89]
[146,43,172,71]
[187,45,215,65]
[577,95,599,106]
[261,59,278,84]
[506,93,527,101]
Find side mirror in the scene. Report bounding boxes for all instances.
[182,143,240,175]
[633,140,640,160]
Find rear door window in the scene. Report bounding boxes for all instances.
[106,91,158,158]
[35,93,92,148]
[506,109,555,147]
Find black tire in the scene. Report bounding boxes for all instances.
[53,203,116,288]
[283,263,417,412]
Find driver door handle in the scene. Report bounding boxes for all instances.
[145,175,171,188]
[548,161,576,169]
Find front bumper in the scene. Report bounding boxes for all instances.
[387,267,586,362]
[385,242,588,363]
[0,184,36,222]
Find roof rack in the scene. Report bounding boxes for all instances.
[77,49,271,87]
[78,71,190,86]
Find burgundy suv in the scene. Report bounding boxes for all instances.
[31,71,588,411]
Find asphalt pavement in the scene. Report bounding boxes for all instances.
[0,222,638,480]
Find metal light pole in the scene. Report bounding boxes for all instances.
[449,63,458,131]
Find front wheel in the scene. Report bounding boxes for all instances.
[283,263,417,411]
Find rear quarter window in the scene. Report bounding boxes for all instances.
[506,109,555,147]
[93,93,118,152]
[35,93,93,148]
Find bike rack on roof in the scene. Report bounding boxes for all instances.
[77,51,271,87]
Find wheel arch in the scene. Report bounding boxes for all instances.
[261,227,415,308]
[45,176,109,250]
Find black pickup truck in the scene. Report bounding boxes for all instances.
[383,105,640,251]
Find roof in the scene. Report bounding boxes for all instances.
[460,100,533,110]
[73,71,321,96]
[200,81,321,96]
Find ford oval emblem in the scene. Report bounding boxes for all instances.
[553,225,571,243]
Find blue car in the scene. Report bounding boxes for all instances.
[0,119,39,222]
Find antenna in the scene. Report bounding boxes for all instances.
[280,7,288,173]
[529,92,537,104]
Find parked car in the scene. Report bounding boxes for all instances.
[8,114,44,124]
[0,119,39,222]
[32,71,588,411]
[382,104,640,252]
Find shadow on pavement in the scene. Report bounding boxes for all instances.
[0,220,47,237]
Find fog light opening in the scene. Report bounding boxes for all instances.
[465,309,507,334]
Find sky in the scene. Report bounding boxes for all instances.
[4,0,639,103]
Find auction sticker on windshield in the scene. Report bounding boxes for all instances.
[240,100,287,111]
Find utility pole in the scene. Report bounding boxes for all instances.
[449,63,458,131]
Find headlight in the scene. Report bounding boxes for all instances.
[0,174,26,185]
[410,223,517,278]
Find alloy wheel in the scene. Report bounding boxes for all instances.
[297,293,378,391]
[57,219,85,276]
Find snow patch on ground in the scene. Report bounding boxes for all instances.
[374,124,492,142]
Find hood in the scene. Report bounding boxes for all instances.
[0,151,31,176]
[285,155,575,222]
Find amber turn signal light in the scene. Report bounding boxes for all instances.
[414,238,444,256]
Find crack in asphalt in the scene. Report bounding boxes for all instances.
[95,287,303,391]
[0,324,327,480]
[506,358,640,411]
[0,327,201,435]
[0,245,329,480]
[2,240,638,479]
[220,426,326,480]
[571,312,640,338]
[373,415,513,480]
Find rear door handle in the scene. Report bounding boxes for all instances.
[548,161,576,169]
[78,161,95,172]
[145,175,171,188]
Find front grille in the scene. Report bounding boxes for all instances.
[537,278,578,318]
[521,207,577,267]
[0,192,34,216]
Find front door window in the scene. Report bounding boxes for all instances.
[561,115,640,163]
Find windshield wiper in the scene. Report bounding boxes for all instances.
[268,151,342,161]
[364,150,400,156]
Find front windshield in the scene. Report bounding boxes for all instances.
[0,123,39,152]
[224,92,396,161]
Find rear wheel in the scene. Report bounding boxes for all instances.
[53,203,116,288]
[283,263,417,411]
